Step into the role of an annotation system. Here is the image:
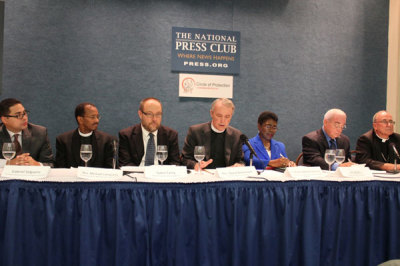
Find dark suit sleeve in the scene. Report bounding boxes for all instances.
[231,133,244,166]
[355,135,384,170]
[38,128,54,167]
[181,126,198,169]
[55,136,67,168]
[165,130,181,166]
[103,135,116,168]
[302,135,329,170]
[118,131,135,166]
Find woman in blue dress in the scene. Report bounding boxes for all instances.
[243,111,295,170]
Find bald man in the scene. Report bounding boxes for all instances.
[302,108,353,170]
[355,110,400,171]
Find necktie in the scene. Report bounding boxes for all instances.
[329,139,336,150]
[145,133,155,166]
[13,134,22,155]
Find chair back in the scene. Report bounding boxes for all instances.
[295,152,303,166]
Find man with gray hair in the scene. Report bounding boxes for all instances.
[302,108,353,170]
[355,110,400,171]
[182,98,244,170]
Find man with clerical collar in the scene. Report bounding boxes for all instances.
[55,102,116,168]
[355,110,400,171]
[302,108,353,170]
[0,98,53,166]
[118,97,181,166]
[182,98,244,170]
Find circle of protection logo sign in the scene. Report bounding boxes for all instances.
[182,77,195,93]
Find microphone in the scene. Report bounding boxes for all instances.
[240,134,257,156]
[112,139,118,169]
[390,143,400,159]
[240,134,265,169]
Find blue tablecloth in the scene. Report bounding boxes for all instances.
[0,180,399,266]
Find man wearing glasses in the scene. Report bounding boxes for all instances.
[55,102,116,168]
[355,110,400,171]
[0,98,53,166]
[302,108,353,170]
[118,97,181,166]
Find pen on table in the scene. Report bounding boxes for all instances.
[202,168,214,175]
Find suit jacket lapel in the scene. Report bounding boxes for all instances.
[133,126,144,160]
[91,131,99,166]
[71,129,81,166]
[254,135,270,160]
[0,124,11,145]
[224,127,233,165]
[157,126,165,145]
[21,126,31,154]
[203,123,212,160]
[317,129,329,149]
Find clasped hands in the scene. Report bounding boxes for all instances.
[194,159,244,171]
[268,157,296,168]
[8,153,40,166]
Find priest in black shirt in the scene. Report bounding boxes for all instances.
[356,110,400,171]
[182,98,244,170]
[55,102,116,168]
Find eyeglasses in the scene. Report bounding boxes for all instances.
[375,120,396,125]
[264,124,278,130]
[332,122,347,130]
[84,115,101,120]
[3,110,30,119]
[141,111,162,119]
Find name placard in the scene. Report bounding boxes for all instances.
[216,166,258,179]
[284,166,323,179]
[78,167,123,180]
[1,165,51,179]
[334,165,373,178]
[144,165,188,179]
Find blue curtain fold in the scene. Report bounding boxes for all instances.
[0,180,399,266]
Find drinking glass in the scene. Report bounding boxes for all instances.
[2,142,16,165]
[156,145,168,165]
[194,146,205,174]
[80,144,92,167]
[324,149,336,171]
[335,149,346,164]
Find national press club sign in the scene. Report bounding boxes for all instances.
[171,27,240,75]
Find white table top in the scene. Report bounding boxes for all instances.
[0,166,399,183]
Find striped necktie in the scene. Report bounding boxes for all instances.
[13,134,22,155]
[329,139,336,150]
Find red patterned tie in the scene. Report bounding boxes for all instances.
[13,134,22,155]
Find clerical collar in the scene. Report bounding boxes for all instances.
[375,131,389,143]
[78,130,93,137]
[211,123,225,133]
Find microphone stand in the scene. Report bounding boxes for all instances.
[112,140,118,169]
[249,152,254,167]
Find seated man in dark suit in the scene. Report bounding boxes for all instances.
[302,108,353,170]
[182,98,244,170]
[355,110,400,171]
[118,97,181,166]
[56,102,116,168]
[0,98,53,166]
